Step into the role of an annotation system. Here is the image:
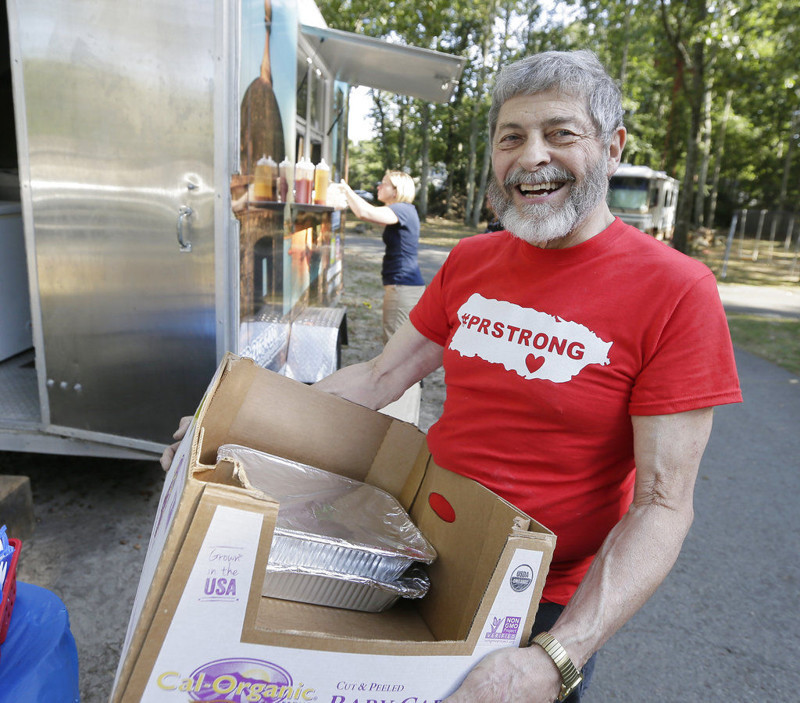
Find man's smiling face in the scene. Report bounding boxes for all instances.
[489,89,623,248]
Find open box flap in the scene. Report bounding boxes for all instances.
[197,357,397,482]
[366,421,430,511]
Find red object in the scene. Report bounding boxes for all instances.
[0,538,21,654]
[294,177,312,204]
[428,492,456,523]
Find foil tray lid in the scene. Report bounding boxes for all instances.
[264,563,431,600]
[217,444,437,564]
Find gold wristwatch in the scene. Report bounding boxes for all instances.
[532,631,584,701]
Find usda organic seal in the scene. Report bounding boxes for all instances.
[510,564,534,592]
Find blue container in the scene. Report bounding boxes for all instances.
[0,581,80,702]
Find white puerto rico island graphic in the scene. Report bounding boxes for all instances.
[451,293,613,382]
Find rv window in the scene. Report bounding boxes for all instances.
[608,176,648,210]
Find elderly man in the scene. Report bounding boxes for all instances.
[313,50,742,702]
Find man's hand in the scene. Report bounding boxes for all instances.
[159,415,193,471]
[443,645,561,703]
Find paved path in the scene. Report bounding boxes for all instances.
[589,348,800,700]
[717,282,800,319]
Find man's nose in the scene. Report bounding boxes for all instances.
[517,134,551,170]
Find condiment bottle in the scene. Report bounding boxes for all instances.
[253,154,277,201]
[294,157,314,205]
[313,158,330,205]
[278,158,292,202]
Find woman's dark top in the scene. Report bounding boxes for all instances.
[382,202,425,286]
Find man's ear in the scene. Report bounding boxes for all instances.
[607,126,627,176]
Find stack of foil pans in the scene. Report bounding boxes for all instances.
[217,444,436,612]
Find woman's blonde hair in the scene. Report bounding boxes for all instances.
[385,170,415,203]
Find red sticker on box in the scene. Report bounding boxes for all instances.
[428,492,456,523]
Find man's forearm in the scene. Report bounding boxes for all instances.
[548,408,712,671]
[313,357,398,409]
[313,321,444,409]
[550,498,693,669]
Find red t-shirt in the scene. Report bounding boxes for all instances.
[410,219,742,604]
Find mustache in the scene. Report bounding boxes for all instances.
[503,165,576,187]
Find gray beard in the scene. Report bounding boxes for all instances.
[488,160,609,246]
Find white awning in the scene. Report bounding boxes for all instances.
[300,25,465,103]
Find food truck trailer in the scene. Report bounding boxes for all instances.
[608,163,680,239]
[0,0,464,459]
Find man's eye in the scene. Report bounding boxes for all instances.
[551,130,579,142]
[498,134,521,144]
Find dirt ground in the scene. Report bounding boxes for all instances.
[1,233,448,702]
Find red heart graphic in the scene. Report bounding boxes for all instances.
[525,354,545,373]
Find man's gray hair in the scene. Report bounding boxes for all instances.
[489,50,624,144]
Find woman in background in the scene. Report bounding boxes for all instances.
[341,171,425,343]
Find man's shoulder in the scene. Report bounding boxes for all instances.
[451,230,513,255]
[616,221,713,279]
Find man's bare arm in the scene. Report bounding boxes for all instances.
[551,408,713,665]
[313,320,444,409]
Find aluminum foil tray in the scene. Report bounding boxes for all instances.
[263,564,430,613]
[217,444,436,582]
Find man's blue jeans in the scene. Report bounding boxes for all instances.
[529,602,598,702]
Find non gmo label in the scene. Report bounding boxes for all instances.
[484,615,522,642]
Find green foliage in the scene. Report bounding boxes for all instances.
[346,140,384,193]
[317,0,800,229]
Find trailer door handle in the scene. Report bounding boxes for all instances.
[177,206,193,252]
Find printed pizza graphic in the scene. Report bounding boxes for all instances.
[451,294,612,382]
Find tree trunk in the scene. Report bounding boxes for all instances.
[618,1,632,86]
[397,96,407,168]
[471,124,493,227]
[464,2,495,225]
[778,110,800,210]
[442,81,464,218]
[673,39,705,254]
[372,91,393,171]
[706,89,732,229]
[661,58,684,173]
[693,81,713,228]
[419,101,431,221]
[468,0,515,229]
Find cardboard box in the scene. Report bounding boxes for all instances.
[112,354,555,702]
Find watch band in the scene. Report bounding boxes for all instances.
[532,631,584,701]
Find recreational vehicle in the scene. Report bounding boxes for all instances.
[0,0,463,458]
[608,164,679,239]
